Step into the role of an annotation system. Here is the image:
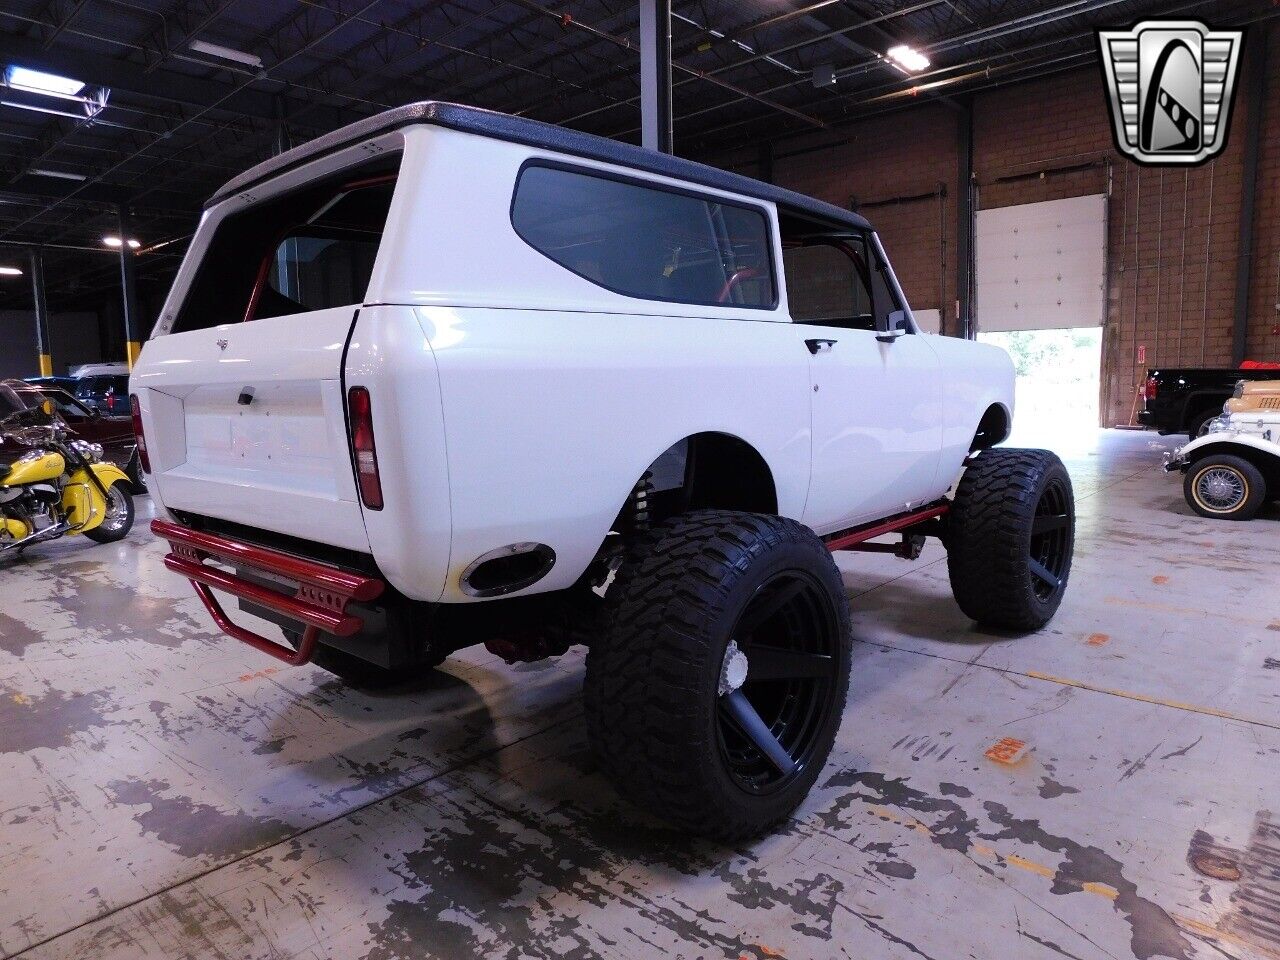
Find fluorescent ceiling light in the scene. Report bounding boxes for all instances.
[189,39,263,68]
[5,65,85,96]
[103,236,141,250]
[29,167,87,181]
[886,44,930,74]
[0,266,23,276]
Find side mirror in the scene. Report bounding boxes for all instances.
[876,309,910,344]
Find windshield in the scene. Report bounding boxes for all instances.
[0,379,59,430]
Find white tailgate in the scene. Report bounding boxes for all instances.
[134,306,368,550]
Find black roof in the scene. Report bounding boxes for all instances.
[208,101,871,232]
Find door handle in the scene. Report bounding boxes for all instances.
[805,338,837,355]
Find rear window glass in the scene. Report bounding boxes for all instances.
[171,158,399,333]
[511,163,776,309]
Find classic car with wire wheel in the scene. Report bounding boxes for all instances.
[1166,381,1280,521]
[132,101,1076,841]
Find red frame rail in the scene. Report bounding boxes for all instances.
[822,502,949,553]
[152,519,385,665]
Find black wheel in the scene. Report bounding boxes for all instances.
[946,448,1075,631]
[585,510,851,840]
[1187,408,1218,440]
[282,628,447,689]
[1183,454,1265,521]
[83,482,134,544]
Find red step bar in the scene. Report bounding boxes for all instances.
[152,519,385,665]
[823,501,949,552]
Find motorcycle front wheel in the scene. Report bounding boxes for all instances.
[85,482,134,544]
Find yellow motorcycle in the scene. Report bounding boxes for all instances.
[0,378,134,554]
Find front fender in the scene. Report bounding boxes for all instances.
[1168,432,1280,470]
[90,462,131,488]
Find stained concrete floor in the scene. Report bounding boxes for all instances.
[2,429,1279,960]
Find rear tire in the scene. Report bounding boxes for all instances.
[83,482,134,544]
[1183,454,1265,521]
[585,510,851,841]
[946,448,1074,631]
[1187,408,1218,440]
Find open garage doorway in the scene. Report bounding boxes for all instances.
[978,328,1102,449]
[975,194,1107,447]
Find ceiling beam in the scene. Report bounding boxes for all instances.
[0,32,359,132]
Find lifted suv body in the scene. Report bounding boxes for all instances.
[134,103,1064,838]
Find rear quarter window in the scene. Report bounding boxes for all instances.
[511,163,776,310]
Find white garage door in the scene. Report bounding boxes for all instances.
[975,194,1106,332]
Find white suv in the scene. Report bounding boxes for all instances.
[133,102,1075,838]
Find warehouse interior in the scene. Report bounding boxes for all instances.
[1,2,1279,959]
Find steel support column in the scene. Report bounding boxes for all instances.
[955,99,975,339]
[28,248,52,377]
[116,204,142,369]
[1231,27,1266,367]
[639,0,673,153]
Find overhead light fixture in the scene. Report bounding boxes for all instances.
[103,236,141,250]
[189,39,263,68]
[0,266,23,276]
[5,65,85,97]
[29,167,87,181]
[886,44,930,74]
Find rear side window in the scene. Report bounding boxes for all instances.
[511,163,776,309]
[171,158,399,333]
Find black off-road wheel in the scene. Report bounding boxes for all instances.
[946,448,1075,631]
[282,628,447,689]
[585,510,851,841]
[1183,454,1265,521]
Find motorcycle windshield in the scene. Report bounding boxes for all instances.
[0,379,57,430]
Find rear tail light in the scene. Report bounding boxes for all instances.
[347,386,384,510]
[1143,377,1159,401]
[129,394,150,474]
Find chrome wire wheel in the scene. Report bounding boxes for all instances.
[1192,465,1247,513]
[99,484,130,535]
[715,570,842,795]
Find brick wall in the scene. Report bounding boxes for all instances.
[715,23,1279,426]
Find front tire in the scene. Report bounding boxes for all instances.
[947,448,1075,631]
[1184,454,1265,521]
[84,482,134,544]
[585,510,851,841]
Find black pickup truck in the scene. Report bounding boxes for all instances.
[1140,366,1280,438]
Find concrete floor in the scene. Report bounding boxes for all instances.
[2,429,1279,960]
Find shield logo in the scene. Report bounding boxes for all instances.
[1097,20,1243,166]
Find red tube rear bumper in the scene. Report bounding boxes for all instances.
[152,519,385,665]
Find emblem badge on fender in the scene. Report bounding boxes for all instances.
[1097,20,1243,166]
[216,339,228,351]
